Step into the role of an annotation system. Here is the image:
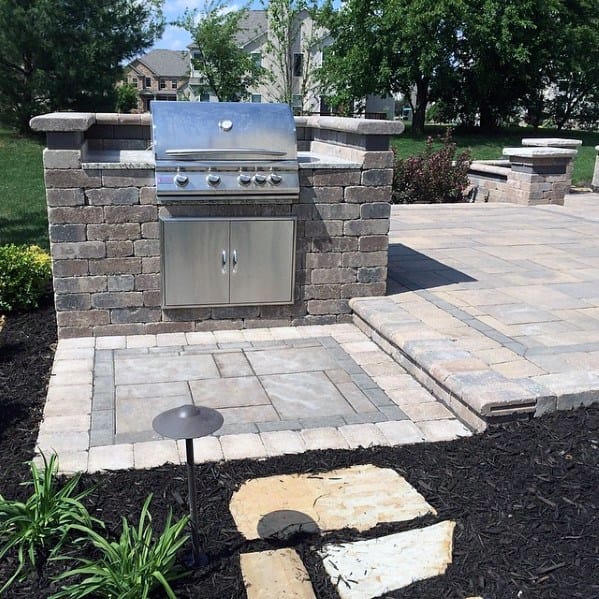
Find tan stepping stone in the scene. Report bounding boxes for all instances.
[229,464,435,540]
[240,548,315,599]
[318,521,455,598]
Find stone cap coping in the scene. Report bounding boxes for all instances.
[30,112,95,132]
[522,138,582,148]
[503,147,577,159]
[304,115,404,136]
[468,162,510,176]
[30,111,152,132]
[470,159,510,167]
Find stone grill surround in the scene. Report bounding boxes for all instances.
[30,112,403,338]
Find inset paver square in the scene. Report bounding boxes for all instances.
[114,354,219,385]
[260,372,355,419]
[246,347,339,375]
[189,376,269,408]
[229,465,435,540]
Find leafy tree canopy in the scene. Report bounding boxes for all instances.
[318,0,598,131]
[0,0,164,132]
[175,1,264,102]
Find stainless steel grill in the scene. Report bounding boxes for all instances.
[151,101,298,309]
[151,101,299,200]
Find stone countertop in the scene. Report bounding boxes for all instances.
[82,150,359,170]
[297,151,360,169]
[82,150,154,170]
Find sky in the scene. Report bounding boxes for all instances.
[150,0,246,52]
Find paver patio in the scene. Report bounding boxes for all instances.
[352,193,599,429]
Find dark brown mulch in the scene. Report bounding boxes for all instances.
[1,303,598,598]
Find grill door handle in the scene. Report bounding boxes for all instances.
[221,250,227,273]
[232,250,238,272]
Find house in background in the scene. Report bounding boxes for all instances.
[123,49,188,112]
[124,11,394,118]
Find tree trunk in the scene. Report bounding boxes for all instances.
[479,103,497,132]
[412,78,429,135]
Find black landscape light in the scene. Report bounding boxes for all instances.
[152,404,223,567]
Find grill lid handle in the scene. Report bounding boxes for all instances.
[164,148,287,158]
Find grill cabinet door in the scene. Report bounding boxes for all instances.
[229,219,295,305]
[161,218,229,307]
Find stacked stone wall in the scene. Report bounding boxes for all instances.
[34,112,401,338]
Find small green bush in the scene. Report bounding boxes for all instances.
[0,243,51,312]
[393,130,471,204]
[0,453,99,593]
[51,494,189,599]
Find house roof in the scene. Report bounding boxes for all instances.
[135,49,189,77]
[187,9,268,52]
[236,10,268,47]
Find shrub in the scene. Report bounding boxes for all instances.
[51,494,189,599]
[0,453,98,593]
[0,244,51,313]
[393,130,471,204]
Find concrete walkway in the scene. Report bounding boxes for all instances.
[352,193,599,430]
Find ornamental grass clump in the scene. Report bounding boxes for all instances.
[393,130,471,204]
[0,243,51,312]
[0,453,98,593]
[51,494,190,599]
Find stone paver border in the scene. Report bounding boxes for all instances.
[37,324,472,474]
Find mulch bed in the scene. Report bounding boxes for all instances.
[1,303,598,598]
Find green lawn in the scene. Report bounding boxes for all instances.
[392,125,599,187]
[0,126,47,248]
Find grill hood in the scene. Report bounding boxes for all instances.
[151,101,297,163]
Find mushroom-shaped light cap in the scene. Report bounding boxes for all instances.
[152,404,223,440]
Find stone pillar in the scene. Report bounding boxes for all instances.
[592,145,599,191]
[502,147,577,206]
[522,138,582,182]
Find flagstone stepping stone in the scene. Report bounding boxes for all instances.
[229,464,435,540]
[318,520,455,598]
[240,548,316,599]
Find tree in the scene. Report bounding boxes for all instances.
[175,2,263,102]
[318,0,462,133]
[263,0,325,114]
[435,0,560,131]
[0,0,164,132]
[543,0,599,130]
[115,83,139,113]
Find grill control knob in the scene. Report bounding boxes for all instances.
[253,174,267,185]
[174,173,189,187]
[269,173,282,185]
[206,173,221,186]
[238,173,252,185]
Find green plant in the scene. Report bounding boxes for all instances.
[0,453,98,593]
[115,82,139,113]
[393,129,471,204]
[52,494,189,599]
[0,243,51,312]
